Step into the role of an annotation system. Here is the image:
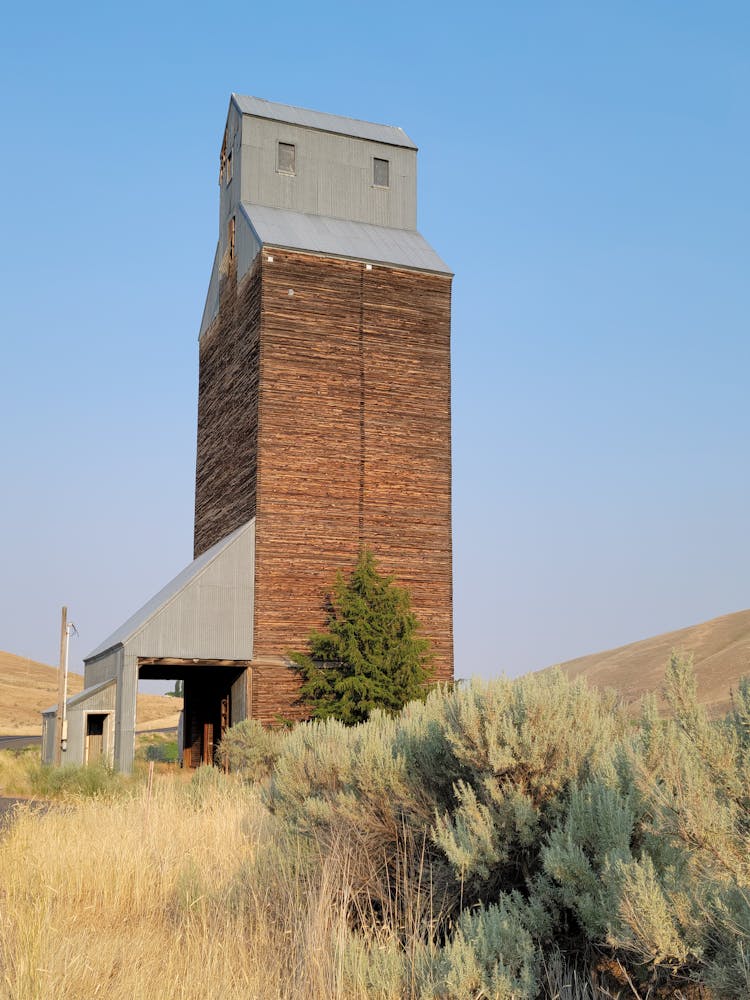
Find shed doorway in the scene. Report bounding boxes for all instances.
[85,713,109,764]
[138,659,250,769]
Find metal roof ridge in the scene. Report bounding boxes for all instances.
[233,93,406,134]
[41,677,116,715]
[85,519,255,660]
[230,94,417,149]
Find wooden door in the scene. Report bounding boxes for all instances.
[202,723,214,766]
[86,714,105,763]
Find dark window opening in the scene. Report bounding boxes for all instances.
[373,157,389,187]
[278,142,296,175]
[228,216,235,261]
[219,128,229,184]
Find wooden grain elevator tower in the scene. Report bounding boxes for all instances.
[58,95,452,773]
[195,96,454,726]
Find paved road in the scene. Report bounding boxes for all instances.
[0,734,41,752]
[0,796,27,819]
[0,796,49,829]
[0,728,177,754]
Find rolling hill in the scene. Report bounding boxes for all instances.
[0,651,182,734]
[554,607,750,716]
[6,606,750,734]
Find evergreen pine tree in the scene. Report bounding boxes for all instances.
[290,549,433,724]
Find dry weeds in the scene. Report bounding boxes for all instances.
[0,774,411,1000]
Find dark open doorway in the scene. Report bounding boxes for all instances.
[138,659,250,768]
[85,713,109,764]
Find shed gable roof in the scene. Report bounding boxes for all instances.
[42,677,115,715]
[85,521,254,660]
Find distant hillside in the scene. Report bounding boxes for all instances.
[555,608,750,716]
[0,651,182,734]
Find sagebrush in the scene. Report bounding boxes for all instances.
[258,656,750,997]
[3,658,747,998]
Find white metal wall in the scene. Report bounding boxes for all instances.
[97,520,255,772]
[241,116,417,231]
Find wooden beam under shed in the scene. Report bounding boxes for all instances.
[137,657,251,668]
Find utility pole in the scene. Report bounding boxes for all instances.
[54,606,67,765]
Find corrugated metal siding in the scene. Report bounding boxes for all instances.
[43,681,118,765]
[84,647,121,688]
[86,521,254,659]
[241,119,417,231]
[230,668,250,726]
[126,519,254,660]
[68,680,116,711]
[232,95,417,149]
[201,97,431,342]
[220,103,242,241]
[116,650,137,772]
[236,213,262,286]
[199,243,221,338]
[85,522,255,773]
[199,102,243,339]
[64,712,85,765]
[41,714,55,764]
[63,681,116,765]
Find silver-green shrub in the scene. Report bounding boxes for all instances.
[257,657,750,997]
[432,672,624,899]
[423,894,541,999]
[217,718,283,780]
[541,654,750,994]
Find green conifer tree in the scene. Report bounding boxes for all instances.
[290,549,433,725]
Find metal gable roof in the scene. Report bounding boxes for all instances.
[41,678,115,715]
[240,204,451,275]
[85,521,253,660]
[232,95,417,150]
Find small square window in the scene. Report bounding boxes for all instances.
[373,157,389,187]
[278,142,296,174]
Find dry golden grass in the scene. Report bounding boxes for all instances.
[0,774,407,1000]
[0,651,181,734]
[553,607,750,716]
[0,749,41,797]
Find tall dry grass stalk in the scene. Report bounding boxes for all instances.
[0,773,410,1000]
[0,751,39,797]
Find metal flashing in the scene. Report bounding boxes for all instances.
[239,203,451,275]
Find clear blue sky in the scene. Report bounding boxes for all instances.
[1,2,748,687]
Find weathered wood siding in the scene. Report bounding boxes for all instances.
[250,658,310,726]
[361,263,453,682]
[253,252,363,668]
[194,247,453,721]
[194,258,261,557]
[254,250,453,684]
